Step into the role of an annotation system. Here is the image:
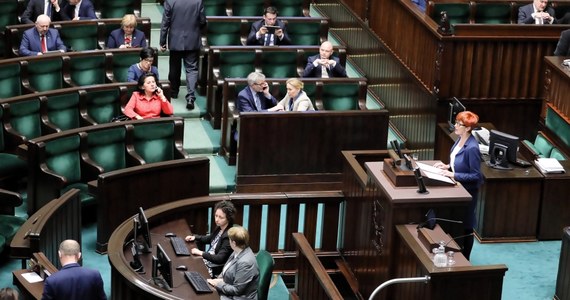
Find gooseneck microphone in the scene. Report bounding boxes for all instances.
[416,217,463,230]
[444,232,475,250]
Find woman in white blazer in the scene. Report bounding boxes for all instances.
[268,78,315,111]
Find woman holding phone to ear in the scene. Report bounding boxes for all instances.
[268,78,314,111]
[124,73,173,120]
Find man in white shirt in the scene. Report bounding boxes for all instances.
[518,0,556,24]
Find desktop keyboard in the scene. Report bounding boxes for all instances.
[184,271,213,293]
[170,237,190,256]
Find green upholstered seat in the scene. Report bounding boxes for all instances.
[86,127,127,172]
[46,92,81,131]
[533,134,554,158]
[26,57,64,92]
[0,61,22,98]
[207,22,242,46]
[287,22,321,45]
[261,51,298,78]
[85,88,122,124]
[98,0,138,18]
[58,23,99,51]
[271,0,306,16]
[230,0,264,16]
[474,3,512,24]
[550,148,567,161]
[112,51,140,82]
[546,106,570,149]
[8,98,43,141]
[433,3,471,25]
[132,122,180,163]
[0,108,27,180]
[0,0,19,30]
[219,52,256,78]
[204,0,227,16]
[0,215,26,253]
[322,83,360,111]
[256,250,274,300]
[68,55,108,86]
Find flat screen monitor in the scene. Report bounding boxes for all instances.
[136,207,152,253]
[488,129,519,170]
[156,243,173,290]
[448,97,466,132]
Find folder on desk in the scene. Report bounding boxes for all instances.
[535,158,565,174]
[416,162,456,186]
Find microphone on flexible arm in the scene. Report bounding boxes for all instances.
[416,217,462,230]
[440,232,475,253]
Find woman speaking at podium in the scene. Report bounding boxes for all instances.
[434,111,483,260]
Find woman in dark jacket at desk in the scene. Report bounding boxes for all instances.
[185,200,236,277]
[434,111,483,260]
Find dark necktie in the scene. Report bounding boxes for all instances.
[41,35,47,53]
[46,1,52,17]
[254,93,262,111]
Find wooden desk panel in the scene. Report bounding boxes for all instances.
[537,160,570,240]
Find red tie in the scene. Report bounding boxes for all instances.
[41,35,46,53]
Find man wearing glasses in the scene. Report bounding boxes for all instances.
[237,72,277,112]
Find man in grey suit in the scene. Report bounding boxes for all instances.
[518,0,555,24]
[159,0,206,110]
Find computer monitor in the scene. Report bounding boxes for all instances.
[448,97,466,132]
[488,129,519,170]
[152,243,173,291]
[135,207,152,253]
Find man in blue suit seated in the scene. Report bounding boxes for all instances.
[19,14,67,56]
[246,6,291,46]
[61,0,97,20]
[41,239,107,300]
[302,41,347,78]
[237,72,277,112]
[518,0,556,24]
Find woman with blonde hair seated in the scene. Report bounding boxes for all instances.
[107,14,147,49]
[268,78,314,111]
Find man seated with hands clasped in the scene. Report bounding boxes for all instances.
[303,41,347,78]
[518,0,556,24]
[246,6,291,46]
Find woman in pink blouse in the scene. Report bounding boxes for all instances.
[124,73,173,119]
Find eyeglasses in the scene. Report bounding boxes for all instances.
[142,58,154,63]
[253,82,266,86]
[455,122,466,127]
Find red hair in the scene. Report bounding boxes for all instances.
[456,111,479,128]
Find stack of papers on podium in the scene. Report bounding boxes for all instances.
[535,158,565,174]
[415,162,456,184]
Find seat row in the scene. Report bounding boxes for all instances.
[0,47,150,99]
[200,0,310,17]
[4,17,151,57]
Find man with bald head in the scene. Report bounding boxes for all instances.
[19,14,67,56]
[41,239,107,300]
[302,41,347,78]
[518,0,556,24]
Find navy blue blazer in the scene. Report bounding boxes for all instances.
[61,0,97,20]
[246,19,291,45]
[19,27,67,56]
[555,29,570,56]
[237,86,277,112]
[518,4,556,24]
[302,54,347,78]
[20,0,67,24]
[107,28,147,48]
[450,134,483,191]
[41,263,107,300]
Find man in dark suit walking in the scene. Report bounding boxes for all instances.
[246,6,291,46]
[160,0,206,110]
[19,14,67,56]
[237,72,277,112]
[41,239,107,300]
[518,0,555,24]
[302,41,347,78]
[20,0,67,24]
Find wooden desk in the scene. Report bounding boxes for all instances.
[341,161,471,298]
[390,225,507,300]
[537,160,570,240]
[13,269,44,300]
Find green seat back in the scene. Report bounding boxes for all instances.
[27,58,64,92]
[85,89,122,124]
[45,135,82,184]
[546,107,570,149]
[0,0,18,29]
[59,23,98,51]
[433,4,471,26]
[534,134,554,157]
[219,52,256,78]
[322,83,360,110]
[475,4,512,24]
[256,250,274,300]
[9,99,42,140]
[69,55,107,86]
[550,148,567,161]
[113,51,140,82]
[261,51,297,78]
[46,92,80,131]
[522,139,542,157]
[204,0,226,16]
[271,0,306,16]
[0,215,26,253]
[98,0,137,18]
[231,0,264,16]
[133,122,176,163]
[287,22,320,45]
[207,22,241,45]
[0,62,22,98]
[87,127,126,172]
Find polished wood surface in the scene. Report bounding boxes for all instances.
[544,56,570,120]
[391,225,507,300]
[536,160,570,240]
[13,252,58,300]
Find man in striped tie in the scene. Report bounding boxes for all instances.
[19,14,67,56]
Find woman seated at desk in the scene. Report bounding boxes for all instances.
[127,47,159,83]
[268,78,314,111]
[185,200,236,277]
[124,73,173,120]
[207,226,259,300]
[107,14,147,49]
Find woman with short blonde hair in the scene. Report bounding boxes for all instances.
[107,14,148,48]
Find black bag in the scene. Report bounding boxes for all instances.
[110,114,130,122]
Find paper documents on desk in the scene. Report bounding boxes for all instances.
[415,162,456,184]
[535,158,565,174]
[21,271,43,283]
